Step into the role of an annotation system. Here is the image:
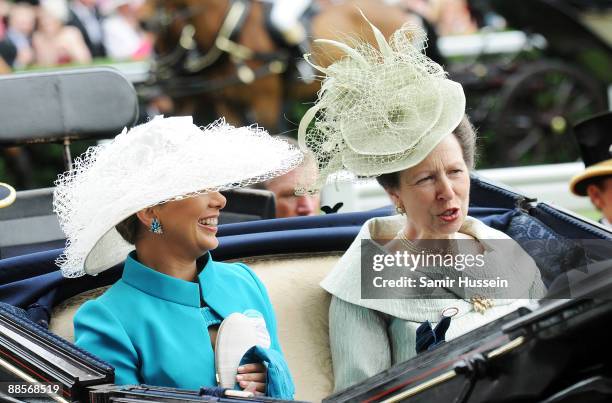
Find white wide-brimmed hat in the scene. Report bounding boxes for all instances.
[297,15,465,193]
[53,116,303,277]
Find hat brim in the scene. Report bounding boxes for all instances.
[82,147,303,275]
[570,159,612,196]
[55,119,303,277]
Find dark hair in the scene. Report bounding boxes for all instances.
[375,116,477,189]
[581,174,612,196]
[115,214,141,244]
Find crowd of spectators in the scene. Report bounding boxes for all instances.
[0,0,152,70]
[0,0,487,72]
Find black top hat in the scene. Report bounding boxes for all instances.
[574,111,612,167]
[570,111,612,195]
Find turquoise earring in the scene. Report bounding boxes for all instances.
[150,218,163,234]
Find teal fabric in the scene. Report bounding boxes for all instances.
[73,252,294,398]
[240,346,295,399]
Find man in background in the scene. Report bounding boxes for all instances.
[67,0,105,57]
[0,0,16,73]
[569,112,612,228]
[102,0,151,60]
[258,136,320,218]
[0,39,16,72]
[5,1,35,67]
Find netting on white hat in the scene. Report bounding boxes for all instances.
[297,16,465,194]
[53,116,303,277]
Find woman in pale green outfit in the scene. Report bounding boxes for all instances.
[297,19,546,391]
[320,126,546,390]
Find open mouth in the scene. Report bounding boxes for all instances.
[197,216,218,233]
[438,208,459,223]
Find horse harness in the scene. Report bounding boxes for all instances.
[150,0,302,97]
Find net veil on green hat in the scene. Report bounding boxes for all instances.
[297,15,466,193]
[53,116,303,277]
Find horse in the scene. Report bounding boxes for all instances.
[142,0,424,132]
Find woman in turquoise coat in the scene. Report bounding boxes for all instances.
[53,116,302,398]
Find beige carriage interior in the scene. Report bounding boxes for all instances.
[50,252,342,402]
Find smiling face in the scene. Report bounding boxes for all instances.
[385,134,470,240]
[148,191,226,259]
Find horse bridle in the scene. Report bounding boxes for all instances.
[150,0,290,95]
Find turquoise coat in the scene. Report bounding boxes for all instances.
[74,252,293,397]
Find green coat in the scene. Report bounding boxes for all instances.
[322,215,546,391]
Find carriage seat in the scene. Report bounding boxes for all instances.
[479,209,592,287]
[50,252,340,402]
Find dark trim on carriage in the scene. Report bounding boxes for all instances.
[325,297,612,403]
[0,303,113,402]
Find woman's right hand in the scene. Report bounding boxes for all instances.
[236,363,267,395]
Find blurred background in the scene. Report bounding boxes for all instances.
[0,0,611,219]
